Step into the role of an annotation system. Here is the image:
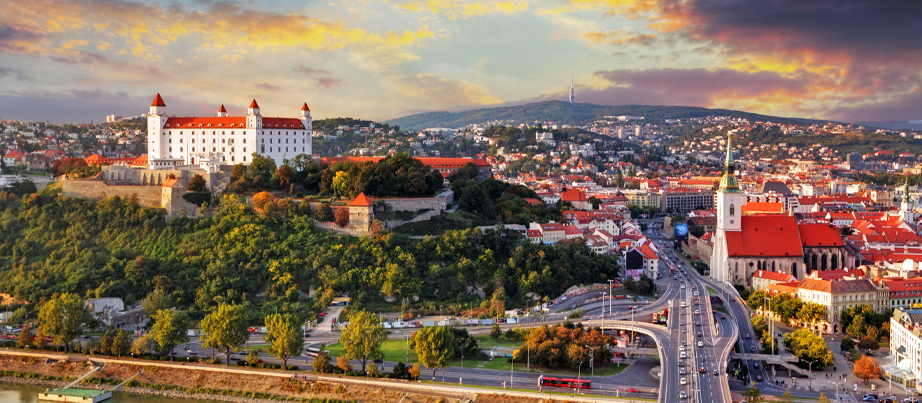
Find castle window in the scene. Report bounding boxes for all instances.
[169,138,172,143]
[169,147,172,152]
[730,204,735,216]
[243,139,246,143]
[243,156,246,162]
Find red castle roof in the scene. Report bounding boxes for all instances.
[249,99,260,109]
[151,93,166,107]
[349,193,374,207]
[219,104,227,112]
[301,103,310,111]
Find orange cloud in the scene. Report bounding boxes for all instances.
[395,0,529,19]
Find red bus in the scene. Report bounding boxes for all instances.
[538,375,591,389]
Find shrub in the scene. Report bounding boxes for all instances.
[182,192,211,207]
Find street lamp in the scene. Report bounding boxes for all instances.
[763,297,773,357]
[829,381,841,400]
[602,292,607,331]
[575,361,583,396]
[607,279,615,320]
[510,355,514,389]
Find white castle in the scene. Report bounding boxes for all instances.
[147,94,312,170]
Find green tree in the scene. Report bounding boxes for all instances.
[250,153,277,181]
[312,344,332,373]
[338,310,387,373]
[779,388,795,403]
[141,289,174,317]
[100,325,116,356]
[332,171,351,198]
[413,326,456,381]
[315,203,333,221]
[742,382,762,403]
[187,174,206,192]
[38,292,89,353]
[857,336,879,354]
[264,312,304,370]
[840,337,854,353]
[17,324,33,349]
[112,329,131,358]
[200,303,250,366]
[131,335,151,357]
[149,309,190,361]
[490,324,502,339]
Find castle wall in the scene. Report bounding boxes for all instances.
[63,180,164,207]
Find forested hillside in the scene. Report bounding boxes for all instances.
[385,101,829,130]
[0,188,619,322]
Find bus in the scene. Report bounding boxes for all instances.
[304,347,321,357]
[538,375,592,389]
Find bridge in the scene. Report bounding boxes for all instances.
[730,353,816,378]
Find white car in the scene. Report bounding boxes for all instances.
[680,391,687,399]
[697,341,704,347]
[680,378,687,385]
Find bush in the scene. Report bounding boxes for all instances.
[182,192,211,207]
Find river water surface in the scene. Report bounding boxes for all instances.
[0,383,218,403]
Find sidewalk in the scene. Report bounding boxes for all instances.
[762,330,906,401]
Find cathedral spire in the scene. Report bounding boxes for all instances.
[904,177,910,203]
[718,133,740,193]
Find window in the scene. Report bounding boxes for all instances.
[729,204,735,216]
[243,156,246,162]
[169,138,172,143]
[243,139,246,144]
[169,147,172,152]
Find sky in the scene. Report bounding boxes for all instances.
[0,0,919,124]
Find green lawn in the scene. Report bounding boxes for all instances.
[324,334,630,376]
[392,210,495,235]
[706,286,717,294]
[414,380,655,401]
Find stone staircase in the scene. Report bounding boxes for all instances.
[210,171,231,193]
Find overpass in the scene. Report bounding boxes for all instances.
[731,353,817,378]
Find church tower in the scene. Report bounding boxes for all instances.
[148,94,167,160]
[247,99,262,128]
[711,134,742,283]
[902,178,914,225]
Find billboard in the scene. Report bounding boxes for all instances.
[674,222,689,239]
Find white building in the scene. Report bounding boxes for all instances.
[147,94,312,170]
[890,309,922,390]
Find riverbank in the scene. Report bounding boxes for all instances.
[0,353,445,403]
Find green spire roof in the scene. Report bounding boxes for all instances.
[718,133,740,193]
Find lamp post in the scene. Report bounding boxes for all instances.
[588,346,595,376]
[405,333,409,364]
[510,355,514,389]
[829,381,841,400]
[807,360,815,391]
[602,292,607,331]
[575,361,583,396]
[763,297,773,357]
[608,279,615,320]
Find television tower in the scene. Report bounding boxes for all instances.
[569,73,575,104]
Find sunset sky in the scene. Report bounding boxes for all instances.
[0,0,918,123]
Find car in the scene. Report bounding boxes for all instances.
[694,301,699,305]
[692,285,697,289]
[680,352,687,358]
[712,310,716,313]
[680,321,685,325]
[756,375,763,381]
[861,397,877,402]
[696,332,702,337]
[682,328,687,333]
[904,398,919,403]
[695,310,700,315]
[750,346,756,352]
[373,358,383,364]
[681,285,686,289]
[680,378,687,385]
[694,292,698,296]
[713,370,719,376]
[679,391,687,399]
[678,362,685,367]
[721,315,726,319]
[745,334,751,339]
[624,388,640,393]
[697,341,704,347]
[753,362,760,368]
[695,322,701,326]
[680,369,687,375]
[862,394,878,401]
[699,367,705,373]
[681,341,686,346]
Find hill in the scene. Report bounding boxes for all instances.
[384,101,831,130]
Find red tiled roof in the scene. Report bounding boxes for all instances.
[881,277,922,292]
[725,215,803,257]
[636,244,658,259]
[753,270,795,283]
[301,103,310,111]
[797,223,845,247]
[813,269,865,280]
[163,117,305,129]
[3,150,24,158]
[524,198,543,205]
[560,188,587,202]
[349,193,374,207]
[527,230,542,238]
[249,99,260,108]
[262,118,305,128]
[151,93,166,107]
[162,178,179,188]
[218,104,227,113]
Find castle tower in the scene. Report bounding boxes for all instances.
[710,133,742,283]
[217,104,227,117]
[247,99,262,128]
[348,193,374,231]
[298,103,313,156]
[148,94,168,160]
[569,74,575,104]
[300,103,310,119]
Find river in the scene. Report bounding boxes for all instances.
[0,383,218,403]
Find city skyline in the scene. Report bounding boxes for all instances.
[0,0,918,124]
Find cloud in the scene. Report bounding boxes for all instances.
[0,90,218,123]
[293,65,345,89]
[395,0,529,19]
[0,23,43,53]
[826,86,922,122]
[385,73,501,106]
[0,67,34,81]
[254,83,282,92]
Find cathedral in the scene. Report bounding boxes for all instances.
[710,135,857,288]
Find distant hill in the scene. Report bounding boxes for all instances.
[384,101,831,130]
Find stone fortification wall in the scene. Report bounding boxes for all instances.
[382,197,446,212]
[63,180,163,207]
